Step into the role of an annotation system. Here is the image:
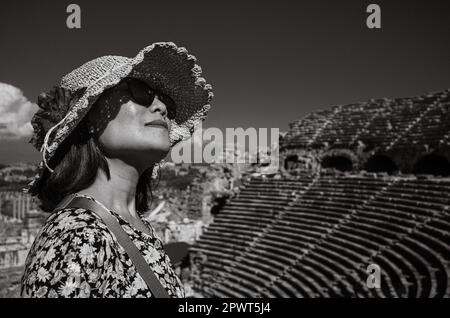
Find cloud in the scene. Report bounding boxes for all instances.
[0,83,38,140]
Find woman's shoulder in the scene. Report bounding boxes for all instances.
[30,206,118,257]
[21,207,128,298]
[44,206,109,233]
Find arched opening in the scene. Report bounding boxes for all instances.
[321,155,353,172]
[364,155,398,174]
[413,154,450,176]
[284,155,299,170]
[210,196,229,216]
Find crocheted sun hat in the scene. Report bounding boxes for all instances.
[24,42,213,194]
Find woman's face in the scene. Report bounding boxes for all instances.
[88,78,172,169]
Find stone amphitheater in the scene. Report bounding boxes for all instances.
[190,89,450,298]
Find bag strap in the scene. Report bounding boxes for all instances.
[54,195,170,298]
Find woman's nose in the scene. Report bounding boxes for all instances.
[149,96,168,118]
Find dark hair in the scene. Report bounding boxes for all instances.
[31,117,157,214]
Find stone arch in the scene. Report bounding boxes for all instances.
[284,154,299,170]
[413,154,450,176]
[321,155,353,172]
[320,149,356,172]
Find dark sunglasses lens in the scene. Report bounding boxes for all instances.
[127,80,156,106]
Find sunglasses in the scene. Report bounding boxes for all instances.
[117,78,176,119]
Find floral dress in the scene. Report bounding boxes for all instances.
[21,194,185,298]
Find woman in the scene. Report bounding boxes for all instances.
[20,42,213,298]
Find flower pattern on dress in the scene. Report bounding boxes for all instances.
[21,194,185,298]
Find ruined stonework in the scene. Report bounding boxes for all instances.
[191,89,450,298]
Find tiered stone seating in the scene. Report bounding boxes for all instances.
[313,103,381,147]
[396,92,450,148]
[282,110,336,148]
[358,99,430,148]
[281,90,449,151]
[190,176,316,297]
[191,175,450,298]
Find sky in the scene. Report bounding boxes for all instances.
[0,0,449,164]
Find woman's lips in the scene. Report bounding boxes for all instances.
[145,119,168,130]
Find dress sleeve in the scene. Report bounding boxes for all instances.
[21,223,129,298]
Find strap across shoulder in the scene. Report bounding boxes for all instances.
[52,194,170,298]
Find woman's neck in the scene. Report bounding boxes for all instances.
[76,158,143,219]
